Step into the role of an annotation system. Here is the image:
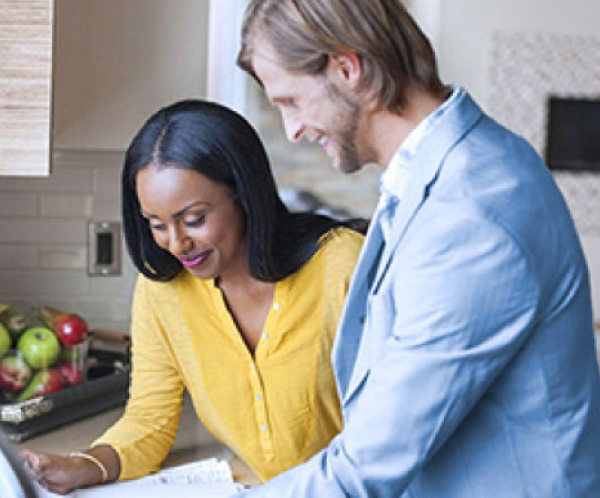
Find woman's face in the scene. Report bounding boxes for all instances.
[136,165,247,281]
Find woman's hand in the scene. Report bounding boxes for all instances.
[21,449,107,495]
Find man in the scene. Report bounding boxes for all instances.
[236,1,600,496]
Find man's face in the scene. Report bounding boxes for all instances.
[251,42,371,174]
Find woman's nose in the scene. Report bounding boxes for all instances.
[167,225,188,255]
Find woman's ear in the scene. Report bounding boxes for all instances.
[327,52,362,90]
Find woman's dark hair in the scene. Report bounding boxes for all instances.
[122,99,349,282]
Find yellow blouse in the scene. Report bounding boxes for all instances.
[94,228,363,482]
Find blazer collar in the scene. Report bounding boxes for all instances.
[370,92,484,294]
[335,92,484,405]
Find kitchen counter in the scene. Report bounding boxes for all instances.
[16,395,260,487]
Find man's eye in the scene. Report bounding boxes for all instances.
[275,98,295,108]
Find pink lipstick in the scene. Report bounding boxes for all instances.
[179,250,211,269]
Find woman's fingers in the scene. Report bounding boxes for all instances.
[20,449,45,481]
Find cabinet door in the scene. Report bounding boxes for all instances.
[0,0,54,176]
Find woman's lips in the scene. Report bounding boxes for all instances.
[179,250,211,269]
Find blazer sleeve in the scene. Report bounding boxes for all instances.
[236,210,541,497]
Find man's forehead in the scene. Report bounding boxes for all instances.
[251,47,294,99]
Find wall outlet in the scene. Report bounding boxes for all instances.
[88,221,121,276]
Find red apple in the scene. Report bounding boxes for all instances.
[37,306,89,346]
[58,362,84,386]
[0,352,32,392]
[18,368,64,401]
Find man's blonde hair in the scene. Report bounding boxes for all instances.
[237,0,446,112]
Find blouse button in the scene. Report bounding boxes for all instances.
[273,302,281,310]
[262,332,269,340]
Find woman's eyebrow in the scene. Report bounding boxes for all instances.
[141,201,210,220]
[171,201,210,219]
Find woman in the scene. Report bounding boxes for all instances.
[22,100,363,494]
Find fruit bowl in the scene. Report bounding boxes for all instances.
[0,305,131,441]
[0,304,90,404]
[0,340,88,404]
[0,347,130,442]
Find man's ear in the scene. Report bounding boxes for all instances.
[327,52,362,90]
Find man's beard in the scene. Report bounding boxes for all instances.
[335,116,361,174]
[324,80,371,174]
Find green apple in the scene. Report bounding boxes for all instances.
[17,327,61,370]
[0,323,11,357]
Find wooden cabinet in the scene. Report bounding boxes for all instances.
[0,0,54,176]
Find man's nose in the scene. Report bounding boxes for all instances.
[282,112,304,143]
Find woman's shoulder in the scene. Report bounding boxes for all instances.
[318,226,364,275]
[322,226,364,257]
[134,271,196,298]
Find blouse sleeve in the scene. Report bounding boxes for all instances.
[93,276,185,480]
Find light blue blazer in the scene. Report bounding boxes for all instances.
[239,92,600,497]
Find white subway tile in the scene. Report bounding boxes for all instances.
[0,245,38,269]
[0,192,38,218]
[0,271,90,296]
[78,300,132,324]
[93,168,121,193]
[0,297,33,316]
[40,194,93,218]
[52,150,125,170]
[92,194,122,219]
[90,271,136,297]
[0,168,94,194]
[39,245,87,270]
[0,220,86,244]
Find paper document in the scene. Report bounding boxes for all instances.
[34,458,242,497]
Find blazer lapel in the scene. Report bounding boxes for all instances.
[332,218,385,398]
[371,92,484,295]
[339,92,484,407]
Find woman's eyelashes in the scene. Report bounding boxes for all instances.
[183,214,206,227]
[146,213,206,232]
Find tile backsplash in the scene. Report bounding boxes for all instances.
[0,150,135,333]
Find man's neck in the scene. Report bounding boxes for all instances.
[369,89,447,168]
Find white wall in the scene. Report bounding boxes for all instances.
[433,0,600,106]
[52,0,210,151]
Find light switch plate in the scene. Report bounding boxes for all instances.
[87,221,121,276]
